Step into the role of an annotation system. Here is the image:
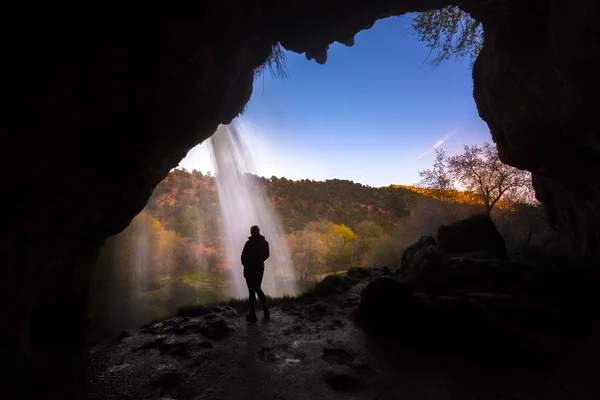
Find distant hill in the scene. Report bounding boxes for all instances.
[93,168,558,331]
[109,167,553,280]
[144,169,459,239]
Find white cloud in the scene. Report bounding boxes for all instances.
[416,129,456,160]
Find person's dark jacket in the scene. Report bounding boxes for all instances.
[241,234,270,277]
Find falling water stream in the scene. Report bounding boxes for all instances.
[208,123,298,298]
[89,122,298,335]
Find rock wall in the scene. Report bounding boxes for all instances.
[471,0,600,256]
[1,0,599,367]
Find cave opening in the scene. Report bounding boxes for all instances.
[3,1,600,398]
[86,14,498,338]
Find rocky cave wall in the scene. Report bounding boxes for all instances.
[1,0,599,367]
[471,0,600,256]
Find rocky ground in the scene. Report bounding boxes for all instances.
[13,227,600,400]
[44,254,599,400]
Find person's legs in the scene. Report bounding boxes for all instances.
[245,276,258,322]
[255,272,269,319]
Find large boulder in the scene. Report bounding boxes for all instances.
[398,236,523,292]
[346,267,374,281]
[437,215,508,258]
[356,277,414,334]
[396,236,448,289]
[310,274,355,297]
[399,235,437,271]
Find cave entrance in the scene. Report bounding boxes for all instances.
[5,4,598,398]
[86,14,518,339]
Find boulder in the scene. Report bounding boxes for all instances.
[357,277,414,334]
[310,274,355,297]
[437,215,508,258]
[399,235,437,274]
[346,267,373,280]
[398,236,522,292]
[397,238,448,289]
[406,294,507,353]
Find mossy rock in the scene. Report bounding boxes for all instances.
[346,267,373,280]
[309,275,356,297]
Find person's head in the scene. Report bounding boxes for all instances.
[250,225,260,236]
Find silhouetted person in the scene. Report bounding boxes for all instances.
[241,225,270,322]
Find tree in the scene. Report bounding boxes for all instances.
[305,219,335,235]
[192,169,203,179]
[354,220,384,239]
[305,220,356,266]
[418,149,454,204]
[287,230,328,281]
[254,43,288,80]
[182,177,194,190]
[175,207,197,238]
[447,142,533,214]
[412,6,483,68]
[331,224,356,255]
[361,234,403,267]
[352,220,384,266]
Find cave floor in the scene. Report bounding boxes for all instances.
[51,280,600,399]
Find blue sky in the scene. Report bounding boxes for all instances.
[178,15,491,187]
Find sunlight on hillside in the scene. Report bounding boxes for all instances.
[90,168,558,332]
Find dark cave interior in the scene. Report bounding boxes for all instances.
[1,1,599,398]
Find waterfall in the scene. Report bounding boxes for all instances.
[208,122,298,298]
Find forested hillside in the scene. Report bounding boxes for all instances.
[91,168,570,331]
[145,169,417,238]
[133,168,560,275]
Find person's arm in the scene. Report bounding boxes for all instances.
[263,240,270,262]
[241,242,249,266]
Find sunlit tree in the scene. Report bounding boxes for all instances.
[418,149,455,203]
[361,234,403,267]
[331,224,356,255]
[287,230,328,281]
[448,142,533,214]
[354,220,384,239]
[352,220,384,265]
[304,220,356,255]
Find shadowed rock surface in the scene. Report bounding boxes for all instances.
[437,215,507,258]
[356,276,414,333]
[30,264,600,400]
[398,235,529,292]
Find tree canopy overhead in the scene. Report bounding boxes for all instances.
[412,6,483,68]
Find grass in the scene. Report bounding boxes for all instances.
[180,272,228,285]
[327,263,351,273]
[195,288,222,304]
[138,268,374,327]
[176,294,298,316]
[174,273,363,318]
